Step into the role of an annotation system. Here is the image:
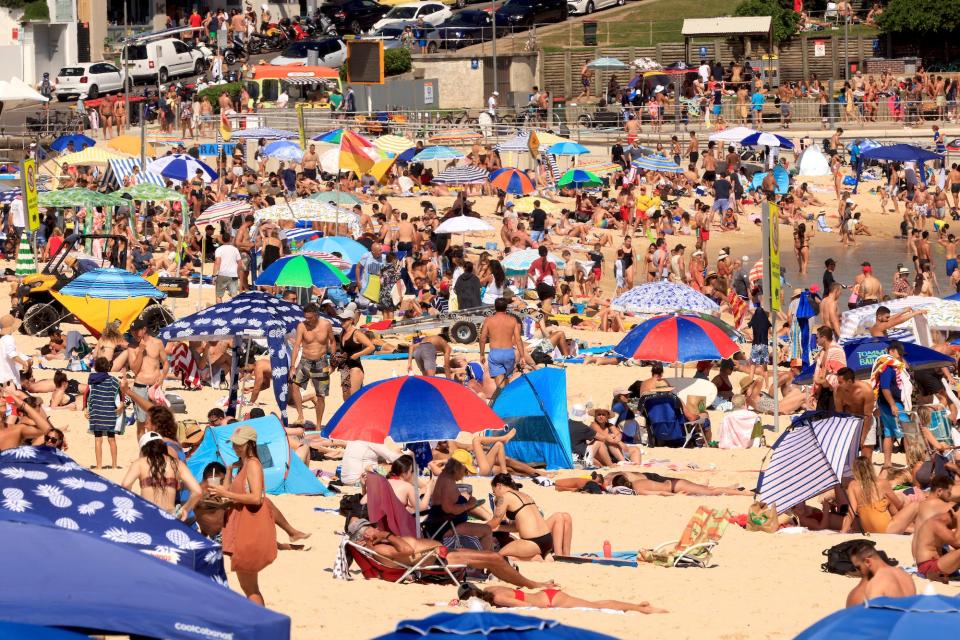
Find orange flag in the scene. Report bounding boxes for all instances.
[338,130,375,175]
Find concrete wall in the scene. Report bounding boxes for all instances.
[411,52,537,110]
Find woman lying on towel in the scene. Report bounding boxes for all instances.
[455,582,666,614]
[554,472,750,496]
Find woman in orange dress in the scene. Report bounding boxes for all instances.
[206,426,277,605]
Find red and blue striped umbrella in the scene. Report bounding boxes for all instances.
[321,376,504,443]
[613,314,740,363]
[488,167,535,195]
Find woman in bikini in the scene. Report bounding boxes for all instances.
[793,222,812,275]
[554,472,749,496]
[488,474,572,559]
[843,456,919,534]
[457,582,666,614]
[93,321,128,372]
[121,431,202,518]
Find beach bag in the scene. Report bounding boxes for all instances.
[821,539,898,576]
[746,501,778,533]
[362,274,381,303]
[176,419,203,447]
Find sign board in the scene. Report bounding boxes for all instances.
[11,28,18,41]
[198,143,236,156]
[761,202,781,312]
[22,158,38,232]
[423,82,434,105]
[346,40,384,85]
[813,40,826,57]
[698,46,708,59]
[527,131,540,157]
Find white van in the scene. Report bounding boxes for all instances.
[124,38,206,84]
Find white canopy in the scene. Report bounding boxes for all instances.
[0,77,48,111]
[434,215,493,234]
[797,146,831,177]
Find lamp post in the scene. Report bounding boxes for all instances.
[843,15,850,81]
[491,3,498,98]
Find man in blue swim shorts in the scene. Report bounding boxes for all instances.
[875,341,907,470]
[479,297,526,386]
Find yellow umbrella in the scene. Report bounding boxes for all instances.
[58,146,130,165]
[374,134,414,154]
[108,135,156,158]
[534,131,573,147]
[512,197,563,214]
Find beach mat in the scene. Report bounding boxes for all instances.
[555,552,638,568]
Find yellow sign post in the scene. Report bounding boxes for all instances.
[766,202,781,312]
[22,158,39,232]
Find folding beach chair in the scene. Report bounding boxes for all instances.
[638,506,733,568]
[344,538,467,586]
[638,391,707,448]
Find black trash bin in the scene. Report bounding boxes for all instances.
[583,20,597,46]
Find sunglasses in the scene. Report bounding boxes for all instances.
[44,435,61,445]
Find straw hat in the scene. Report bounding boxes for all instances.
[231,425,258,446]
[451,449,476,474]
[0,314,21,336]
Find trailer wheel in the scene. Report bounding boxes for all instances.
[450,321,478,344]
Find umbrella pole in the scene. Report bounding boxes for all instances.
[413,452,421,539]
[198,234,205,313]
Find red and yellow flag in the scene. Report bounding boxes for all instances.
[338,130,375,175]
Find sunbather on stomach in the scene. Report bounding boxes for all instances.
[610,472,751,496]
[456,582,666,614]
[487,473,572,560]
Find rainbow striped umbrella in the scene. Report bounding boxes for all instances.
[312,128,347,144]
[488,167,535,195]
[196,201,254,226]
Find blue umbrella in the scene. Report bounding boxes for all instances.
[146,153,218,182]
[611,282,720,315]
[632,154,683,173]
[740,131,795,149]
[230,127,298,139]
[59,267,166,299]
[944,292,960,302]
[547,141,590,156]
[412,145,464,162]
[300,236,369,263]
[373,611,617,640]
[262,139,303,162]
[50,133,95,152]
[796,594,960,639]
[398,146,430,162]
[586,57,629,70]
[0,519,290,640]
[794,336,954,384]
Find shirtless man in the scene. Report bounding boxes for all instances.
[302,144,319,181]
[407,333,451,376]
[869,305,928,337]
[858,263,883,305]
[478,297,525,387]
[834,367,876,457]
[948,164,960,211]
[916,475,960,527]
[396,212,417,255]
[846,541,915,606]
[701,143,717,187]
[821,282,843,335]
[624,114,640,145]
[289,303,336,426]
[912,506,960,583]
[126,318,168,440]
[234,214,254,291]
[244,358,273,405]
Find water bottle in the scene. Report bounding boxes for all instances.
[602,540,612,558]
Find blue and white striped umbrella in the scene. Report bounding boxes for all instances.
[740,131,795,149]
[262,140,303,162]
[146,153,218,183]
[611,282,719,315]
[495,131,531,153]
[230,127,299,139]
[501,248,565,276]
[547,141,589,156]
[284,227,321,243]
[632,154,683,173]
[758,412,863,513]
[432,165,488,184]
[59,268,166,300]
[412,145,464,162]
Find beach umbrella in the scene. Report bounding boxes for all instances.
[284,228,321,244]
[301,236,368,263]
[547,141,589,156]
[557,168,601,188]
[740,131,795,149]
[230,127,298,140]
[495,131,533,153]
[794,336,955,385]
[307,190,363,206]
[255,200,359,236]
[413,145,464,162]
[587,57,629,70]
[434,215,493,234]
[59,267,166,300]
[613,314,739,363]
[632,154,683,173]
[0,519,291,640]
[374,134,415,154]
[50,133,95,152]
[299,250,352,270]
[611,282,720,315]
[501,248,565,276]
[489,167,535,195]
[57,146,128,165]
[254,254,351,288]
[0,188,22,203]
[337,130,378,175]
[117,183,185,203]
[312,128,348,143]
[578,159,621,175]
[146,153,217,183]
[428,128,483,143]
[796,594,960,639]
[511,197,561,214]
[38,188,126,208]
[107,134,157,157]
[15,233,35,277]
[432,165,488,185]
[262,139,303,162]
[0,621,89,640]
[195,200,254,226]
[839,296,960,338]
[373,611,618,640]
[708,126,759,143]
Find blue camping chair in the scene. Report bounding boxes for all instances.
[638,391,705,448]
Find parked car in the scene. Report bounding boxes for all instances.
[55,62,124,100]
[494,0,567,29]
[381,0,467,7]
[372,1,451,31]
[425,10,500,51]
[568,0,623,14]
[363,22,417,49]
[270,38,348,67]
[319,0,390,35]
[123,37,206,84]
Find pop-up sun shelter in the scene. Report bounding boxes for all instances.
[187,415,332,495]
[855,143,943,193]
[492,368,573,470]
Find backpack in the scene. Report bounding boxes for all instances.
[821,539,898,576]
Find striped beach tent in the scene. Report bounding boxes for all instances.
[757,412,863,514]
[432,165,488,184]
[539,151,560,185]
[495,131,530,153]
[15,233,35,276]
[104,158,165,188]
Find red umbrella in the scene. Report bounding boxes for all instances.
[613,314,740,363]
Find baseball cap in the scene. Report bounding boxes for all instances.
[451,449,477,474]
[861,261,871,267]
[320,298,335,307]
[899,266,910,274]
[138,431,163,449]
[846,198,856,204]
[130,318,148,332]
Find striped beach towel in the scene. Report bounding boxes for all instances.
[169,342,202,390]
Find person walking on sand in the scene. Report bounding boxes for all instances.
[479,297,526,387]
[289,302,335,427]
[126,318,167,440]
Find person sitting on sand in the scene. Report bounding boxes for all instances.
[487,474,572,559]
[555,472,750,496]
[845,541,916,606]
[455,582,666,614]
[912,506,960,583]
[843,456,920,534]
[744,361,809,415]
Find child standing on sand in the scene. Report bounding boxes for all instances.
[84,356,124,470]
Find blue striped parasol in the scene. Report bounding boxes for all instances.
[59,268,166,300]
[412,146,465,162]
[230,127,298,139]
[432,165,488,184]
[547,141,589,156]
[632,154,683,173]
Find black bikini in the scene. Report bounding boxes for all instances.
[505,491,554,557]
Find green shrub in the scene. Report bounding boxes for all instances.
[197,82,243,113]
[384,47,412,77]
[734,0,800,44]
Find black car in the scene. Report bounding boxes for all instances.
[495,0,566,30]
[319,0,390,35]
[426,10,500,50]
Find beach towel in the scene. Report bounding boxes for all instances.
[638,506,733,567]
[718,410,760,449]
[871,353,913,412]
[168,342,202,390]
[366,472,417,538]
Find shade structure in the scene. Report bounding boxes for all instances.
[578,159,621,175]
[312,128,348,143]
[794,336,955,385]
[611,282,720,315]
[546,141,589,156]
[397,146,427,162]
[0,188,24,203]
[557,168,601,188]
[307,189,363,206]
[105,157,165,187]
[428,128,483,143]
[57,146,128,164]
[195,200,254,226]
[255,200,360,235]
[432,165,488,184]
[839,295,960,338]
[107,134,157,157]
[587,56,629,70]
[855,143,945,192]
[413,145,464,162]
[501,248,565,276]
[489,167,535,195]
[757,412,863,514]
[284,228,321,244]
[740,131,795,149]
[495,131,533,153]
[262,139,303,162]
[0,519,290,640]
[299,250,351,270]
[0,621,89,640]
[255,254,350,288]
[632,154,683,173]
[372,612,617,640]
[59,268,166,300]
[0,77,48,109]
[301,236,368,263]
[146,153,217,183]
[492,368,573,470]
[0,445,224,581]
[38,188,126,208]
[374,134,415,154]
[434,215,493,234]
[795,594,960,640]
[50,133,95,152]
[15,233,34,277]
[708,126,759,143]
[230,127,298,139]
[613,314,740,363]
[321,376,504,443]
[117,183,185,203]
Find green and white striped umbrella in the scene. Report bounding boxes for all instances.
[117,183,185,203]
[15,234,35,277]
[38,188,126,208]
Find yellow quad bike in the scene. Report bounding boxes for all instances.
[14,233,187,336]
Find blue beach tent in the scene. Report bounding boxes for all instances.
[187,416,332,495]
[855,143,943,192]
[750,164,790,195]
[492,368,573,470]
